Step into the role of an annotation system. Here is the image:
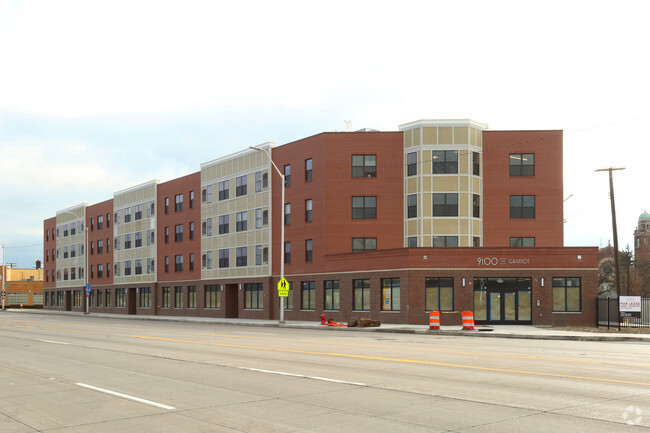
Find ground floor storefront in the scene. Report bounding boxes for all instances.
[43,271,597,327]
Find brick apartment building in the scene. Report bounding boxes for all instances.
[43,119,598,326]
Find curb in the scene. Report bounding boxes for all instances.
[4,309,650,342]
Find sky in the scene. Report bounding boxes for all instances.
[1,0,649,268]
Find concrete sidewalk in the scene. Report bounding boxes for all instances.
[4,308,650,342]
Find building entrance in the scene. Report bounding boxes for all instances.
[474,278,532,325]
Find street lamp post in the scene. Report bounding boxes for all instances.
[250,145,285,324]
[58,211,90,314]
[1,243,5,311]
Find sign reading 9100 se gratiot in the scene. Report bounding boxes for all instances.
[477,257,530,266]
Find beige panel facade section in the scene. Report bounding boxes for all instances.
[454,127,468,144]
[460,193,469,217]
[55,205,87,288]
[438,127,453,144]
[432,177,459,191]
[459,152,469,175]
[412,127,421,146]
[432,219,458,234]
[406,177,419,194]
[422,193,432,217]
[404,129,412,148]
[422,127,437,145]
[113,181,158,285]
[201,145,273,280]
[406,220,418,236]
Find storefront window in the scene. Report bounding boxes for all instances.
[381,278,400,311]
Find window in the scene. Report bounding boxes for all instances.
[433,150,458,174]
[433,236,458,247]
[552,277,581,312]
[164,197,169,214]
[305,239,313,262]
[407,194,417,218]
[255,171,263,192]
[510,195,535,218]
[407,152,417,176]
[219,249,229,268]
[218,215,229,234]
[245,283,263,309]
[106,238,110,253]
[190,190,195,208]
[124,207,132,223]
[354,279,370,311]
[107,213,111,227]
[301,281,315,310]
[164,256,169,273]
[473,194,480,218]
[352,196,377,219]
[236,175,247,196]
[189,253,195,271]
[352,154,376,178]
[218,181,229,200]
[188,286,196,308]
[284,164,291,186]
[115,236,120,251]
[284,242,291,264]
[116,288,126,308]
[408,237,417,247]
[203,218,213,236]
[164,227,169,243]
[425,277,454,311]
[114,262,120,276]
[175,224,183,241]
[189,222,195,240]
[473,237,481,247]
[125,260,132,276]
[146,202,154,218]
[324,280,339,310]
[140,287,151,308]
[203,184,213,203]
[282,281,293,310]
[433,193,458,216]
[175,255,183,272]
[510,153,535,177]
[255,208,263,229]
[205,285,220,308]
[510,237,535,247]
[135,232,142,248]
[236,211,248,232]
[124,234,132,249]
[105,289,111,307]
[284,203,291,225]
[135,259,142,275]
[204,251,213,269]
[162,287,170,308]
[305,158,312,181]
[352,237,377,252]
[305,199,312,222]
[115,210,121,225]
[263,210,268,225]
[97,240,104,254]
[175,194,183,212]
[381,278,400,311]
[97,215,103,230]
[473,152,480,176]
[135,204,143,220]
[255,245,262,265]
[63,246,69,259]
[174,286,183,308]
[236,247,247,267]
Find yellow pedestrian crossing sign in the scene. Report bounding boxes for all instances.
[277,278,289,297]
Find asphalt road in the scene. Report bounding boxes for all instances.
[1,313,649,432]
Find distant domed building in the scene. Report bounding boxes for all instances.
[634,211,650,264]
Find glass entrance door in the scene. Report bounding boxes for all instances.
[474,278,533,325]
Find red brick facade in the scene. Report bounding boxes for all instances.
[43,124,598,326]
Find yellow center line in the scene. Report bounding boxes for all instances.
[128,335,650,387]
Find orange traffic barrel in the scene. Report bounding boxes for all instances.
[462,311,475,330]
[429,310,440,330]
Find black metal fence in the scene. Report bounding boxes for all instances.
[597,298,650,329]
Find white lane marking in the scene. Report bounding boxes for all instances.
[36,339,69,345]
[238,367,366,386]
[75,383,176,410]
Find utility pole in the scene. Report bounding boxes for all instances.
[596,167,625,296]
